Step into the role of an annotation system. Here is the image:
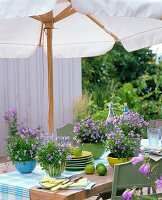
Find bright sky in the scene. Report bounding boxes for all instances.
[150,43,162,55]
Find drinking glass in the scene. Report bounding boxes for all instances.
[56,136,70,145]
[147,128,160,147]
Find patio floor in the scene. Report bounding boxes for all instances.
[0,156,7,163]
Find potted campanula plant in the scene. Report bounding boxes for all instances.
[105,128,140,168]
[37,138,72,177]
[73,117,107,159]
[5,127,43,173]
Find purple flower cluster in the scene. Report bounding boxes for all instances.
[113,110,148,139]
[3,108,17,121]
[131,157,150,176]
[4,108,18,136]
[73,117,106,144]
[139,163,150,176]
[154,177,162,189]
[131,157,144,166]
[122,189,136,200]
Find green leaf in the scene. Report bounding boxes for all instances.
[151,164,159,172]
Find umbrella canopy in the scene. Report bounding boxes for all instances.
[71,0,162,52]
[0,0,114,58]
[1,0,162,58]
[71,0,162,19]
[0,0,162,135]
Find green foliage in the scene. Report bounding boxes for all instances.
[135,63,162,120]
[82,43,156,89]
[112,43,156,83]
[117,83,141,109]
[80,43,161,123]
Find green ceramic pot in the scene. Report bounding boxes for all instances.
[78,143,105,159]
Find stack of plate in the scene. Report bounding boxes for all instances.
[65,151,94,170]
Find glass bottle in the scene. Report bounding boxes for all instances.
[106,102,114,134]
[123,102,128,120]
[124,102,128,113]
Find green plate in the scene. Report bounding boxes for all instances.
[67,156,93,163]
[66,158,94,166]
[65,162,95,170]
[71,151,93,160]
[65,166,85,170]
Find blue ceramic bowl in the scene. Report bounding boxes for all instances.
[15,160,36,174]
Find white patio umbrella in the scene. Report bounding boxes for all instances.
[71,0,162,52]
[0,0,162,136]
[0,0,115,135]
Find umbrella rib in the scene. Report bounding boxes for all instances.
[39,15,48,23]
[67,0,119,41]
[54,8,76,23]
[86,14,120,41]
[30,15,44,22]
[54,4,72,22]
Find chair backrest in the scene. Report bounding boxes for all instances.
[56,123,75,145]
[111,157,162,200]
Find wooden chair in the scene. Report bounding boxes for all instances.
[96,158,162,200]
[56,123,75,145]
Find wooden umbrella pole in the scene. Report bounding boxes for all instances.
[44,12,54,137]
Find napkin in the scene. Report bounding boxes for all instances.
[36,178,96,191]
[141,146,162,156]
[70,178,87,187]
[63,180,96,190]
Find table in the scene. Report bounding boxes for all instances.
[0,139,159,200]
[30,166,113,200]
[0,152,111,200]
